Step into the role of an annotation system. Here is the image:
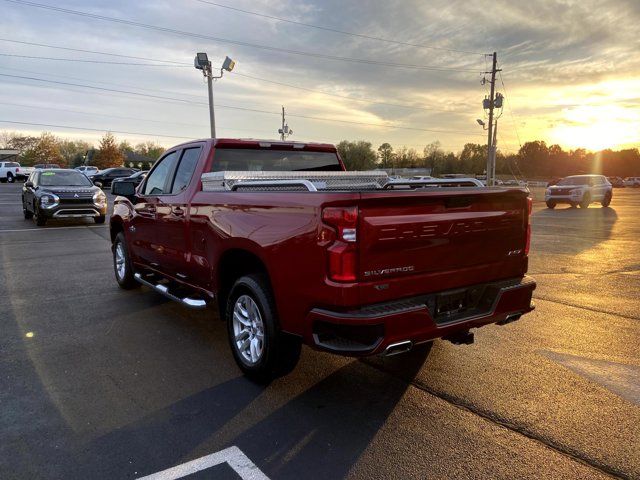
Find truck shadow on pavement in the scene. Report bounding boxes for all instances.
[70,347,430,479]
[531,206,618,256]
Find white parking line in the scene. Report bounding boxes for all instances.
[0,202,22,204]
[0,225,108,233]
[137,446,269,480]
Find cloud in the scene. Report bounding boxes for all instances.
[0,0,638,152]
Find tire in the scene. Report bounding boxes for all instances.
[33,206,46,226]
[545,201,556,209]
[22,199,33,219]
[570,202,577,208]
[7,173,14,183]
[601,192,612,207]
[226,274,301,382]
[579,193,591,209]
[113,232,139,289]
[94,215,106,224]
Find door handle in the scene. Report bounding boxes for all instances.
[172,206,184,217]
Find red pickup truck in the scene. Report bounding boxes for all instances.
[110,138,535,381]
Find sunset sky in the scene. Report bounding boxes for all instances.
[1,0,639,153]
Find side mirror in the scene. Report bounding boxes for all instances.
[25,181,34,188]
[112,180,138,202]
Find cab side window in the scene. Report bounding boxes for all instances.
[170,147,202,194]
[143,151,179,195]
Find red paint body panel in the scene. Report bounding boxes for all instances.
[110,139,536,356]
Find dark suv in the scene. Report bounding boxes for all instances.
[90,167,137,188]
[22,169,108,226]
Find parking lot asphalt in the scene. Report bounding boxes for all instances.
[1,183,638,479]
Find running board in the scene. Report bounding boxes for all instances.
[134,273,207,309]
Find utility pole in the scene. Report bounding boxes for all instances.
[484,52,501,186]
[278,106,293,141]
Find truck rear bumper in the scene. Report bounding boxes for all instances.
[306,276,536,355]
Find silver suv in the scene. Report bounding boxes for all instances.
[545,175,612,209]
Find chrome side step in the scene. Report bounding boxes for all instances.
[134,273,207,309]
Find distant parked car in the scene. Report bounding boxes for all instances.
[22,169,107,226]
[623,177,640,187]
[545,175,612,209]
[111,170,148,189]
[34,164,61,169]
[0,161,21,183]
[607,176,625,188]
[75,166,99,176]
[89,167,137,188]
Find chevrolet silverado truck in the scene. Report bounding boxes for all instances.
[110,138,536,381]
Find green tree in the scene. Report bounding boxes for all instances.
[94,132,124,169]
[423,141,445,175]
[459,143,487,174]
[21,132,64,166]
[59,139,92,167]
[336,140,377,170]
[377,143,393,168]
[135,141,164,160]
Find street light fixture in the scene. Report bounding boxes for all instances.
[195,53,236,138]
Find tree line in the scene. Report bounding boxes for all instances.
[338,140,640,179]
[2,130,639,178]
[0,131,165,170]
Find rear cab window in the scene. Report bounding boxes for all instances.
[210,149,342,172]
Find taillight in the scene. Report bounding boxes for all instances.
[524,197,532,255]
[322,206,358,282]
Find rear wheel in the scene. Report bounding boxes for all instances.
[226,274,301,383]
[601,192,612,207]
[6,173,14,183]
[95,215,106,224]
[113,232,139,289]
[579,193,591,209]
[545,201,556,209]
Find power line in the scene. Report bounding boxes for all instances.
[0,101,279,136]
[0,37,476,114]
[194,0,486,56]
[498,69,522,149]
[0,38,191,65]
[4,0,481,73]
[0,120,195,139]
[1,72,483,136]
[0,52,191,67]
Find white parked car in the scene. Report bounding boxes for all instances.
[623,177,640,187]
[545,175,612,209]
[75,166,99,176]
[0,161,23,183]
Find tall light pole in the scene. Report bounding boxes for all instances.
[194,53,236,138]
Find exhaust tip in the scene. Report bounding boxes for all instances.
[497,312,522,326]
[383,340,413,356]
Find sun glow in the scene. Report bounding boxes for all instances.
[549,101,640,151]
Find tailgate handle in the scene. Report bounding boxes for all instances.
[445,196,472,209]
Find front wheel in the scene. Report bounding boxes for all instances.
[546,201,556,209]
[601,193,612,207]
[579,193,591,209]
[22,199,33,219]
[33,206,46,226]
[226,274,301,383]
[113,232,139,289]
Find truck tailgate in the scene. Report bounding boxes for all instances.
[358,188,529,283]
